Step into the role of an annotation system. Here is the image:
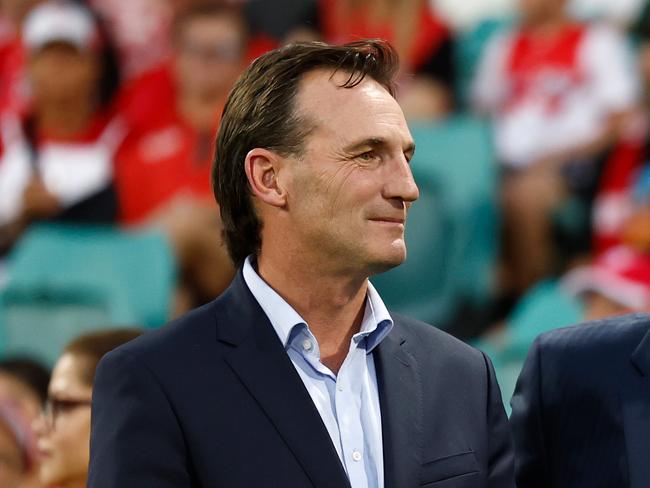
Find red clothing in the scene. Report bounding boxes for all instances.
[319,0,449,72]
[86,0,270,79]
[0,33,27,116]
[473,22,638,167]
[0,105,127,226]
[592,130,647,253]
[247,34,279,62]
[115,65,219,224]
[505,24,586,114]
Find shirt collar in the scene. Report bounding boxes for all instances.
[243,256,307,348]
[242,255,394,353]
[357,281,393,352]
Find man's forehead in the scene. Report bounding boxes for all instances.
[295,68,411,145]
[297,68,391,108]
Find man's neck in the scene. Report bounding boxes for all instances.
[523,14,569,37]
[257,251,369,374]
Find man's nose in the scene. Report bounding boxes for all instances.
[383,156,419,203]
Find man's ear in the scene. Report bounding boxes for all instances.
[244,148,288,208]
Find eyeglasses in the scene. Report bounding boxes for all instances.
[179,41,242,62]
[43,396,92,428]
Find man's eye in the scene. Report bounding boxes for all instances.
[357,151,376,161]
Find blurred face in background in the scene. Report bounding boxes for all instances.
[34,353,92,488]
[518,0,566,26]
[28,41,101,107]
[174,11,246,99]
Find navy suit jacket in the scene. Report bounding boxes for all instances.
[511,313,650,488]
[88,270,514,487]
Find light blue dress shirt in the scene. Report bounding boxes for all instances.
[243,256,393,488]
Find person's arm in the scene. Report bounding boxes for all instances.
[0,217,27,255]
[88,347,193,487]
[481,351,516,488]
[0,177,60,255]
[509,338,549,488]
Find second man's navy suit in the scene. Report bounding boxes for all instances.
[511,313,650,488]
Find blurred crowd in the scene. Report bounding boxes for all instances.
[0,329,139,488]
[0,0,649,485]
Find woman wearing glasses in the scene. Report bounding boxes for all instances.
[33,328,141,488]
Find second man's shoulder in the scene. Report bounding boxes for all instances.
[533,312,650,357]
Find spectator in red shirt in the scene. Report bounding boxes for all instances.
[473,0,640,296]
[116,3,245,312]
[0,0,125,255]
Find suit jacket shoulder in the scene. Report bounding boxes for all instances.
[109,298,222,374]
[511,313,650,488]
[392,312,486,363]
[534,312,650,363]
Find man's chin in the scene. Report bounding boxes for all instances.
[366,249,407,276]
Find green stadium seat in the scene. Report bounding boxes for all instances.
[0,224,176,365]
[475,279,584,413]
[508,279,583,355]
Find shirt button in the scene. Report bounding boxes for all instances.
[337,384,344,392]
[352,450,362,462]
[302,339,313,351]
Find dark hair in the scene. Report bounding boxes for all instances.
[63,328,142,386]
[213,39,399,266]
[0,357,50,406]
[77,4,122,108]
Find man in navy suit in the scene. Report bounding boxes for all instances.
[511,313,650,487]
[88,40,514,487]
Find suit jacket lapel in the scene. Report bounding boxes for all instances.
[623,327,650,488]
[216,272,350,488]
[374,325,423,488]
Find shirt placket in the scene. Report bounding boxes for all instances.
[335,340,370,488]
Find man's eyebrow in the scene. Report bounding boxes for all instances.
[342,137,386,153]
[343,137,416,156]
